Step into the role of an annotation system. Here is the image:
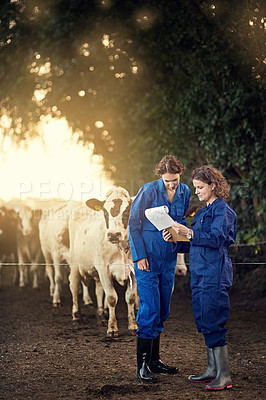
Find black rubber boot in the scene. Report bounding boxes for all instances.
[205,345,232,390]
[136,337,157,383]
[189,347,216,383]
[150,335,178,374]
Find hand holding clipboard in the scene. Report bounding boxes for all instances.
[144,206,189,242]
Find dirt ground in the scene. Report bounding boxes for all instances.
[0,269,265,400]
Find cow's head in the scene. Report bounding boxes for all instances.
[17,206,34,236]
[85,187,131,246]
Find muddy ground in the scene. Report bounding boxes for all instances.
[0,267,265,400]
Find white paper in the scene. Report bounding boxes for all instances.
[145,206,175,231]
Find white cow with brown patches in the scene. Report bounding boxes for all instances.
[68,187,138,337]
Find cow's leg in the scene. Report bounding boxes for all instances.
[10,254,18,285]
[94,278,105,323]
[103,293,108,316]
[13,266,18,285]
[18,263,26,288]
[18,249,27,288]
[43,252,55,297]
[69,265,81,320]
[62,265,70,285]
[175,253,187,276]
[125,277,138,333]
[98,271,119,337]
[0,258,7,288]
[31,251,42,289]
[52,255,64,307]
[82,281,93,306]
[31,262,38,289]
[24,246,32,286]
[135,287,139,311]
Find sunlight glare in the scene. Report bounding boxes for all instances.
[0,116,114,204]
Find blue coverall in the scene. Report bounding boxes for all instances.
[128,178,191,339]
[189,198,237,348]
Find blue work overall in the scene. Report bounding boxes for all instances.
[129,178,191,339]
[189,198,237,348]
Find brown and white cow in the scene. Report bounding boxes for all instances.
[16,206,44,288]
[38,201,82,306]
[68,187,138,337]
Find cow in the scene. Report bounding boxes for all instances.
[16,206,44,288]
[175,253,187,276]
[39,201,82,306]
[68,187,138,337]
[0,207,18,287]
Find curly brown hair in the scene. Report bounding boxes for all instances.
[154,155,185,176]
[192,166,230,199]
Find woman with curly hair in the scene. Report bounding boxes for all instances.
[163,165,237,391]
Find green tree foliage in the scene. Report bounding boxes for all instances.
[0,0,265,241]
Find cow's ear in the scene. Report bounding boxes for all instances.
[85,198,105,211]
[34,209,42,219]
[9,209,17,219]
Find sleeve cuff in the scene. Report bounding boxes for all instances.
[191,230,199,244]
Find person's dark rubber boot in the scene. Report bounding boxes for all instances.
[150,335,178,374]
[136,336,157,383]
[189,347,216,383]
[205,345,232,390]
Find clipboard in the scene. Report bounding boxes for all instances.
[144,206,189,242]
[166,226,189,242]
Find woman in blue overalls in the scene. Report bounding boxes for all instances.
[128,155,191,383]
[163,166,237,391]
